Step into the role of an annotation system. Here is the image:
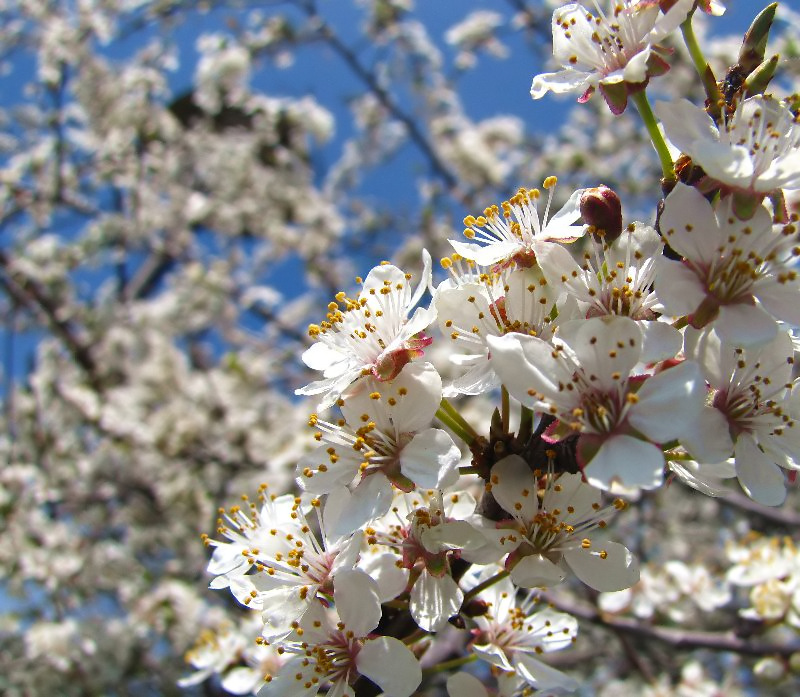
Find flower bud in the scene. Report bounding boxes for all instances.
[744,54,779,97]
[739,3,777,75]
[754,656,786,683]
[789,652,800,674]
[580,185,623,243]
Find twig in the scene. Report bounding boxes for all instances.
[720,490,800,527]
[0,250,101,389]
[543,592,800,658]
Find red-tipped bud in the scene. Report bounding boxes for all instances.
[580,185,623,244]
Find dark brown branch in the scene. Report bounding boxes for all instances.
[544,592,800,658]
[302,3,462,197]
[720,490,800,527]
[0,249,101,388]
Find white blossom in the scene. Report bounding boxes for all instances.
[531,0,694,112]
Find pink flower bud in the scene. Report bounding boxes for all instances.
[580,185,623,243]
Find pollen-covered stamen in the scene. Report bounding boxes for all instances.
[584,224,658,319]
[246,499,346,603]
[721,100,800,182]
[712,350,797,439]
[308,631,362,686]
[303,406,410,487]
[542,348,638,435]
[511,471,627,561]
[684,218,798,310]
[440,253,480,284]
[557,0,658,77]
[478,590,572,657]
[462,178,561,253]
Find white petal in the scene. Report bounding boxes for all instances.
[683,326,730,389]
[545,472,600,520]
[487,333,575,410]
[715,303,777,348]
[564,541,639,592]
[654,99,719,157]
[421,519,485,554]
[221,667,261,695]
[628,360,704,442]
[659,184,721,263]
[472,641,514,671]
[559,316,642,393]
[654,258,707,316]
[759,149,800,189]
[546,188,585,231]
[301,340,348,372]
[650,0,694,42]
[679,406,734,464]
[448,361,499,396]
[261,586,312,641]
[693,140,754,184]
[514,653,581,692]
[585,434,664,490]
[510,553,566,588]
[755,279,800,327]
[296,446,359,494]
[359,552,409,603]
[531,69,591,98]
[449,238,520,266]
[400,428,461,489]
[356,637,422,697]
[447,672,490,697]
[335,569,382,636]
[640,320,683,363]
[410,572,463,632]
[622,47,650,83]
[490,454,539,520]
[341,361,441,434]
[324,476,394,538]
[735,436,787,506]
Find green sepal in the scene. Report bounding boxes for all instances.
[739,3,778,74]
[744,54,779,97]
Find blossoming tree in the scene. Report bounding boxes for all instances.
[2,1,800,696]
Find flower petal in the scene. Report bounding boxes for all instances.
[715,303,777,348]
[446,672,489,697]
[628,360,704,443]
[335,569,382,636]
[356,637,422,697]
[409,572,463,632]
[735,436,787,506]
[324,476,393,538]
[491,454,539,521]
[564,541,639,592]
[510,553,566,588]
[400,428,461,489]
[584,433,664,490]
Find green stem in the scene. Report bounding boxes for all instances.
[519,404,535,441]
[664,450,692,461]
[439,398,479,443]
[459,466,480,475]
[631,90,675,183]
[402,627,429,645]
[680,16,722,121]
[421,653,477,676]
[435,406,474,445]
[501,385,510,434]
[462,569,509,603]
[671,315,688,330]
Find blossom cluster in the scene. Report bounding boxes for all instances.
[196,3,800,694]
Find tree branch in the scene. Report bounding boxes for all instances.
[544,592,800,658]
